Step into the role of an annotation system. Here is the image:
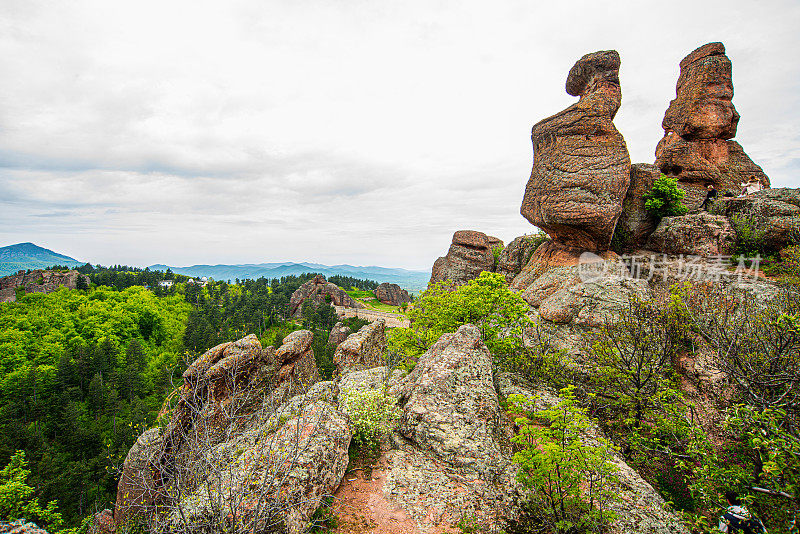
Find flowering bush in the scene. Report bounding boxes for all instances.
[340,387,402,451]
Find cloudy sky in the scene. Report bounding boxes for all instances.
[1,0,798,271]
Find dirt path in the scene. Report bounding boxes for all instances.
[331,453,419,534]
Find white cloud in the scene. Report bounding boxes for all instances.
[1,0,798,270]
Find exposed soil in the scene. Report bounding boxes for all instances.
[330,452,420,534]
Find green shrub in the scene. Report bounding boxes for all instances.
[730,207,768,256]
[507,386,619,533]
[643,174,688,219]
[0,451,64,531]
[340,388,401,452]
[492,245,504,270]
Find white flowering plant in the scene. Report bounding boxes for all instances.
[340,387,402,451]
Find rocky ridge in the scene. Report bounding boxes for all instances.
[0,269,89,303]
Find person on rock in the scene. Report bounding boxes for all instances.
[700,183,717,211]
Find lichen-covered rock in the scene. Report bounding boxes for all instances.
[326,322,351,347]
[429,230,494,287]
[275,329,320,393]
[521,50,631,251]
[655,42,769,206]
[114,428,163,525]
[495,373,689,534]
[496,235,543,283]
[615,163,660,251]
[646,213,736,256]
[288,274,363,316]
[334,319,386,374]
[393,324,507,477]
[87,509,114,534]
[374,282,411,306]
[714,187,800,252]
[0,520,50,534]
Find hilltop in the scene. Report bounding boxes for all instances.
[0,242,84,276]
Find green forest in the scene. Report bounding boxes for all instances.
[0,270,367,530]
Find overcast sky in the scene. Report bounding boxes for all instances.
[1,0,798,271]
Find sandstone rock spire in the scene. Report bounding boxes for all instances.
[655,42,769,206]
[520,50,631,252]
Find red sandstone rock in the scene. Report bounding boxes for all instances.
[655,42,770,207]
[374,283,411,306]
[0,269,90,302]
[429,230,494,287]
[520,50,631,251]
[288,274,363,316]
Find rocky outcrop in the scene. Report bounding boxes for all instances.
[326,321,351,347]
[0,269,89,303]
[496,235,543,283]
[374,282,411,306]
[520,50,631,251]
[655,42,769,206]
[615,163,660,251]
[646,213,737,256]
[111,333,352,534]
[333,319,387,374]
[288,274,363,316]
[385,325,518,530]
[429,230,494,287]
[275,330,320,394]
[714,188,800,252]
[0,520,50,534]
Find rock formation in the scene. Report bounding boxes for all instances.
[0,269,90,303]
[326,321,351,347]
[333,319,387,374]
[714,188,800,252]
[615,163,661,251]
[288,274,363,316]
[374,282,411,306]
[646,213,737,257]
[496,234,544,283]
[274,330,321,394]
[429,230,495,286]
[655,42,770,206]
[520,50,631,252]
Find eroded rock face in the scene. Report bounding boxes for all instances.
[374,282,411,306]
[333,319,386,374]
[615,163,660,251]
[646,213,737,256]
[0,269,90,302]
[521,50,631,251]
[288,274,363,316]
[429,230,494,287]
[393,324,507,477]
[326,321,351,347]
[655,42,769,206]
[114,428,163,525]
[714,188,800,252]
[496,235,542,283]
[275,330,320,393]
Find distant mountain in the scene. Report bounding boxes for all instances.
[0,242,84,276]
[148,261,430,293]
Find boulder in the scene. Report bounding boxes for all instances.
[496,235,544,283]
[429,230,494,287]
[275,330,320,393]
[374,282,411,306]
[713,188,800,252]
[655,42,770,206]
[520,50,631,251]
[646,213,736,256]
[615,163,660,251]
[288,274,363,316]
[333,319,387,374]
[326,322,351,347]
[393,324,507,477]
[384,325,519,530]
[88,508,114,534]
[114,428,163,525]
[0,520,50,534]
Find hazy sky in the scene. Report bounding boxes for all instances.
[2,0,798,270]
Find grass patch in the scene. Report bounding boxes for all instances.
[363,298,406,314]
[345,287,375,299]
